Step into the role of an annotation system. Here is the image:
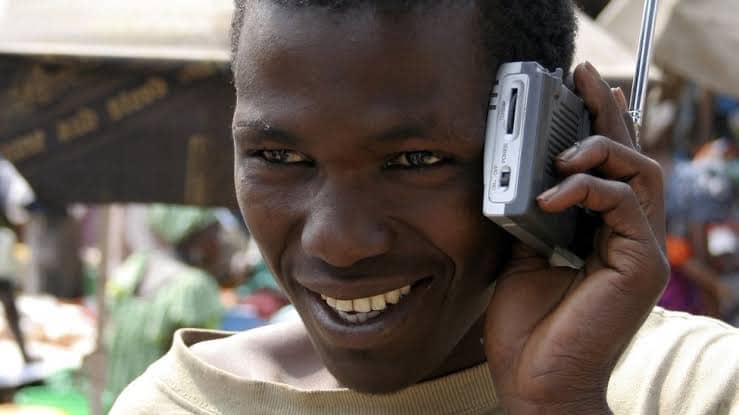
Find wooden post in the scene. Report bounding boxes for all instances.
[87,204,125,415]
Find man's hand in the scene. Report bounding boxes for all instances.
[483,62,669,414]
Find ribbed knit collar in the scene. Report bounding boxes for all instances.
[150,328,499,415]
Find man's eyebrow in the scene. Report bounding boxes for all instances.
[368,117,449,144]
[371,125,428,143]
[232,120,299,146]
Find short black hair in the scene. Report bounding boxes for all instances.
[231,0,577,76]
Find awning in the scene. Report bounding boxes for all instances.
[1,0,659,82]
[0,0,233,62]
[598,0,739,98]
[574,10,661,82]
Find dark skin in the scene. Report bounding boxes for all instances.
[219,2,668,413]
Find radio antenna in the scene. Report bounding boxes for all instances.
[628,0,660,149]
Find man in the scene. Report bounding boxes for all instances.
[111,1,739,414]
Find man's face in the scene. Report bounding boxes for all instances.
[233,2,508,393]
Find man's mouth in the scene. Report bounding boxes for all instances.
[320,285,412,324]
[299,275,436,349]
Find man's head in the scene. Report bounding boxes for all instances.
[231,0,576,75]
[231,0,576,393]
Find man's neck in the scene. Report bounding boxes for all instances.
[424,316,488,382]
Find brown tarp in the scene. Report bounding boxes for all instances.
[0,56,237,208]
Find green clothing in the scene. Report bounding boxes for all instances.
[237,261,281,296]
[104,252,223,401]
[147,204,217,245]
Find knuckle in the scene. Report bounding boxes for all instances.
[582,135,611,157]
[568,173,595,189]
[628,172,647,190]
[596,77,614,98]
[634,157,665,196]
[613,181,633,197]
[614,182,640,209]
[643,156,663,177]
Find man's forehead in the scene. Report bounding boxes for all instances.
[233,1,484,89]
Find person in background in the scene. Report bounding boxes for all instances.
[661,156,736,317]
[0,227,33,363]
[661,226,734,316]
[0,155,36,364]
[235,241,290,321]
[104,205,225,403]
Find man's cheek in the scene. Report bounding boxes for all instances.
[237,184,298,272]
[399,183,485,249]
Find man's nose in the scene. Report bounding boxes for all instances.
[301,189,393,268]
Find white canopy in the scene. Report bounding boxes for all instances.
[574,10,661,82]
[599,0,739,98]
[0,0,661,85]
[0,0,233,61]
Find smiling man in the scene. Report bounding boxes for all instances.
[110,1,739,414]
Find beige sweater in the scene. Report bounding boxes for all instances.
[110,308,738,414]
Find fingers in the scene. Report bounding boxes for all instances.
[537,172,668,293]
[574,62,634,148]
[533,174,668,370]
[537,174,650,243]
[554,135,666,246]
[556,135,658,180]
[570,62,665,243]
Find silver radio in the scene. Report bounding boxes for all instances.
[483,61,591,269]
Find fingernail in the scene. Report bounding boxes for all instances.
[612,87,628,111]
[558,142,580,161]
[537,186,559,202]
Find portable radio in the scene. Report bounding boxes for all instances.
[482,61,591,269]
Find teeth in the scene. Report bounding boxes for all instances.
[321,284,412,322]
[353,298,372,313]
[370,295,386,311]
[385,289,400,304]
[337,310,382,324]
[335,299,353,312]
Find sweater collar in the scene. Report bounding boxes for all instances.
[152,328,499,414]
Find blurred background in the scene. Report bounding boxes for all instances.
[0,0,737,413]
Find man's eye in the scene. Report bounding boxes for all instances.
[385,151,446,168]
[255,149,311,164]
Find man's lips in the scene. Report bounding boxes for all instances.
[297,274,431,300]
[297,276,435,349]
